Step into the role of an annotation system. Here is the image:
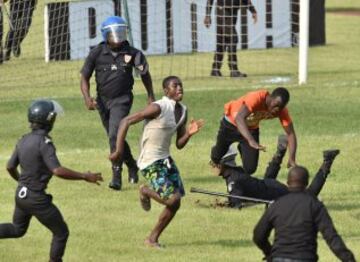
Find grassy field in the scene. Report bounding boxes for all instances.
[1,5,360,262]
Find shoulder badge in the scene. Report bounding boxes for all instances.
[124,54,132,63]
[44,137,53,144]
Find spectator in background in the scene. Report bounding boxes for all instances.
[3,0,37,61]
[204,0,257,77]
[253,165,356,262]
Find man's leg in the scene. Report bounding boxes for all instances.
[238,128,260,175]
[0,204,31,238]
[264,134,288,179]
[139,159,183,246]
[142,187,181,247]
[12,0,37,57]
[108,95,138,190]
[3,0,17,61]
[34,199,69,262]
[211,118,242,166]
[307,150,340,196]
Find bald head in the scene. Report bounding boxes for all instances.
[287,166,309,190]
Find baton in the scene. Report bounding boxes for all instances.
[190,187,273,205]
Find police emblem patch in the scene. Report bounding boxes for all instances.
[111,64,118,71]
[137,65,144,71]
[124,54,132,63]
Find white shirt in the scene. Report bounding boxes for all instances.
[137,96,187,170]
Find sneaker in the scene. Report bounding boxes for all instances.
[140,186,151,211]
[128,165,139,184]
[210,69,222,77]
[230,70,247,78]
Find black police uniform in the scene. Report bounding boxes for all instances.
[4,0,37,60]
[81,41,148,172]
[0,129,69,262]
[206,0,256,73]
[222,157,329,207]
[253,191,356,261]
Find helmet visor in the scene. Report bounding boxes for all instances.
[51,100,64,117]
[104,24,127,44]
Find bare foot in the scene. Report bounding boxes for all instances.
[144,238,162,249]
[140,185,151,211]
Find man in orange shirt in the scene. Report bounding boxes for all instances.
[211,87,297,174]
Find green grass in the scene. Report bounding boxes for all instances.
[0,8,360,262]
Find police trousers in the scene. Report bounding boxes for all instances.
[96,94,136,167]
[0,187,69,262]
[211,117,259,174]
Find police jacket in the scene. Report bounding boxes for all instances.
[81,41,149,99]
[253,190,355,261]
[7,129,61,192]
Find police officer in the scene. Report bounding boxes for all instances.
[0,99,103,262]
[253,165,356,262]
[216,140,341,208]
[204,0,257,77]
[80,16,155,191]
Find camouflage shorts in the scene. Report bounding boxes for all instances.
[141,157,185,199]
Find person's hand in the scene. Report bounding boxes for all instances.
[84,172,103,185]
[187,119,205,136]
[287,159,297,168]
[248,140,266,151]
[85,97,97,110]
[147,96,155,105]
[252,12,258,24]
[109,151,122,162]
[204,15,211,28]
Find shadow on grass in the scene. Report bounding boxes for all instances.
[325,202,360,211]
[172,238,254,248]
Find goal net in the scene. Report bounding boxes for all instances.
[0,0,300,91]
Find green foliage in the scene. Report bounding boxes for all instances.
[0,12,360,262]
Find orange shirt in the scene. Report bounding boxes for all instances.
[224,90,292,129]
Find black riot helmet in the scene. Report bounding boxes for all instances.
[28,99,64,131]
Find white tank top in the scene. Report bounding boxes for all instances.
[137,96,187,170]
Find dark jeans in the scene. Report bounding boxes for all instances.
[211,118,259,174]
[5,0,36,53]
[96,94,136,168]
[0,187,69,262]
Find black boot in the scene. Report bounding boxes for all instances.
[321,149,340,175]
[230,70,247,78]
[273,134,288,163]
[210,69,222,77]
[125,159,139,184]
[109,165,122,190]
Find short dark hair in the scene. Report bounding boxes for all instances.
[271,87,290,107]
[162,76,180,89]
[287,166,309,188]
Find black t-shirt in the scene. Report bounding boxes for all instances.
[81,41,149,99]
[7,129,61,191]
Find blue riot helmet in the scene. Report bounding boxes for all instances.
[101,16,127,48]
